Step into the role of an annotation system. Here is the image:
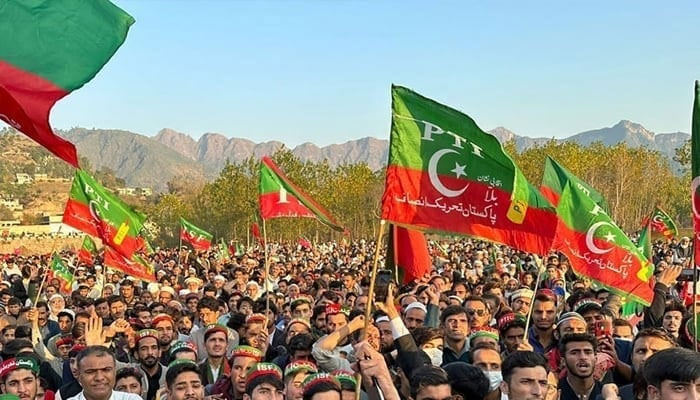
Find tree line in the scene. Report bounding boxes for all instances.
[140,140,691,247]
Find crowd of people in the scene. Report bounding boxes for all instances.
[0,236,696,400]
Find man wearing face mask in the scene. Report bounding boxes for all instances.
[470,344,504,400]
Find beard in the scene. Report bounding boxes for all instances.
[565,359,593,379]
[142,356,159,368]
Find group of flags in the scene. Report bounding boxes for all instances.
[1,0,698,307]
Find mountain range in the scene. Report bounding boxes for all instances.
[24,120,690,191]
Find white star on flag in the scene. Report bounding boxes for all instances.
[603,232,616,242]
[451,162,466,179]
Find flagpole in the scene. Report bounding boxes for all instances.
[355,219,386,400]
[522,254,544,342]
[262,218,271,328]
[34,224,63,305]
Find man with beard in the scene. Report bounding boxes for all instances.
[0,357,39,400]
[558,334,601,400]
[153,315,177,365]
[661,302,685,339]
[311,305,361,372]
[402,302,426,332]
[199,325,229,386]
[498,313,527,357]
[464,296,492,329]
[134,330,167,400]
[207,346,262,400]
[284,361,317,400]
[165,360,204,400]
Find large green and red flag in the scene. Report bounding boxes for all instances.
[553,182,654,305]
[693,81,700,265]
[259,157,345,232]
[63,170,146,259]
[385,224,432,284]
[540,156,609,212]
[642,206,678,239]
[179,218,213,251]
[103,246,156,282]
[0,0,133,167]
[77,236,98,266]
[49,253,73,294]
[381,86,556,255]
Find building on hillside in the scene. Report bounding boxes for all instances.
[0,219,20,227]
[116,187,153,197]
[0,199,23,211]
[33,173,48,182]
[14,173,32,185]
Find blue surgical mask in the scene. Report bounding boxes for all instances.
[483,370,503,392]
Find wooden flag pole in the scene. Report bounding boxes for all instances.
[262,218,271,328]
[34,225,63,305]
[522,254,544,341]
[355,219,386,400]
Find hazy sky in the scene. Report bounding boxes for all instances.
[44,0,700,146]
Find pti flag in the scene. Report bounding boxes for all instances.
[553,182,654,305]
[0,0,133,167]
[381,86,556,255]
[693,81,700,265]
[63,170,146,259]
[179,218,213,251]
[643,207,678,239]
[259,156,344,232]
[540,156,609,212]
[385,225,432,284]
[50,253,73,294]
[78,236,98,265]
[103,246,156,282]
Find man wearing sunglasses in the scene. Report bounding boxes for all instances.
[464,296,491,329]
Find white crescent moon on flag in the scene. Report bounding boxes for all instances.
[428,149,468,198]
[586,221,614,254]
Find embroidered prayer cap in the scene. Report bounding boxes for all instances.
[284,360,318,378]
[468,327,500,344]
[231,345,263,362]
[170,341,198,357]
[497,312,526,332]
[302,373,340,396]
[324,303,349,317]
[0,357,39,379]
[167,359,198,369]
[510,288,534,301]
[135,329,159,345]
[330,370,357,388]
[152,314,175,326]
[246,313,266,325]
[573,298,602,314]
[245,362,283,386]
[204,324,229,341]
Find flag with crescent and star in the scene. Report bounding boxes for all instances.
[259,156,345,232]
[553,181,654,305]
[691,80,700,265]
[540,156,609,213]
[381,85,557,255]
[641,206,678,239]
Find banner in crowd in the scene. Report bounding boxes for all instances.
[103,246,156,282]
[77,235,98,265]
[0,0,133,167]
[553,182,654,305]
[179,217,213,251]
[540,156,609,213]
[381,85,556,255]
[63,170,146,259]
[259,156,345,232]
[49,253,73,294]
[216,239,231,261]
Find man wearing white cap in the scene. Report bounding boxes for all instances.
[158,286,176,304]
[402,302,427,332]
[509,288,534,316]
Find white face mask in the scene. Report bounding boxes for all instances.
[423,347,443,367]
[483,370,503,392]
